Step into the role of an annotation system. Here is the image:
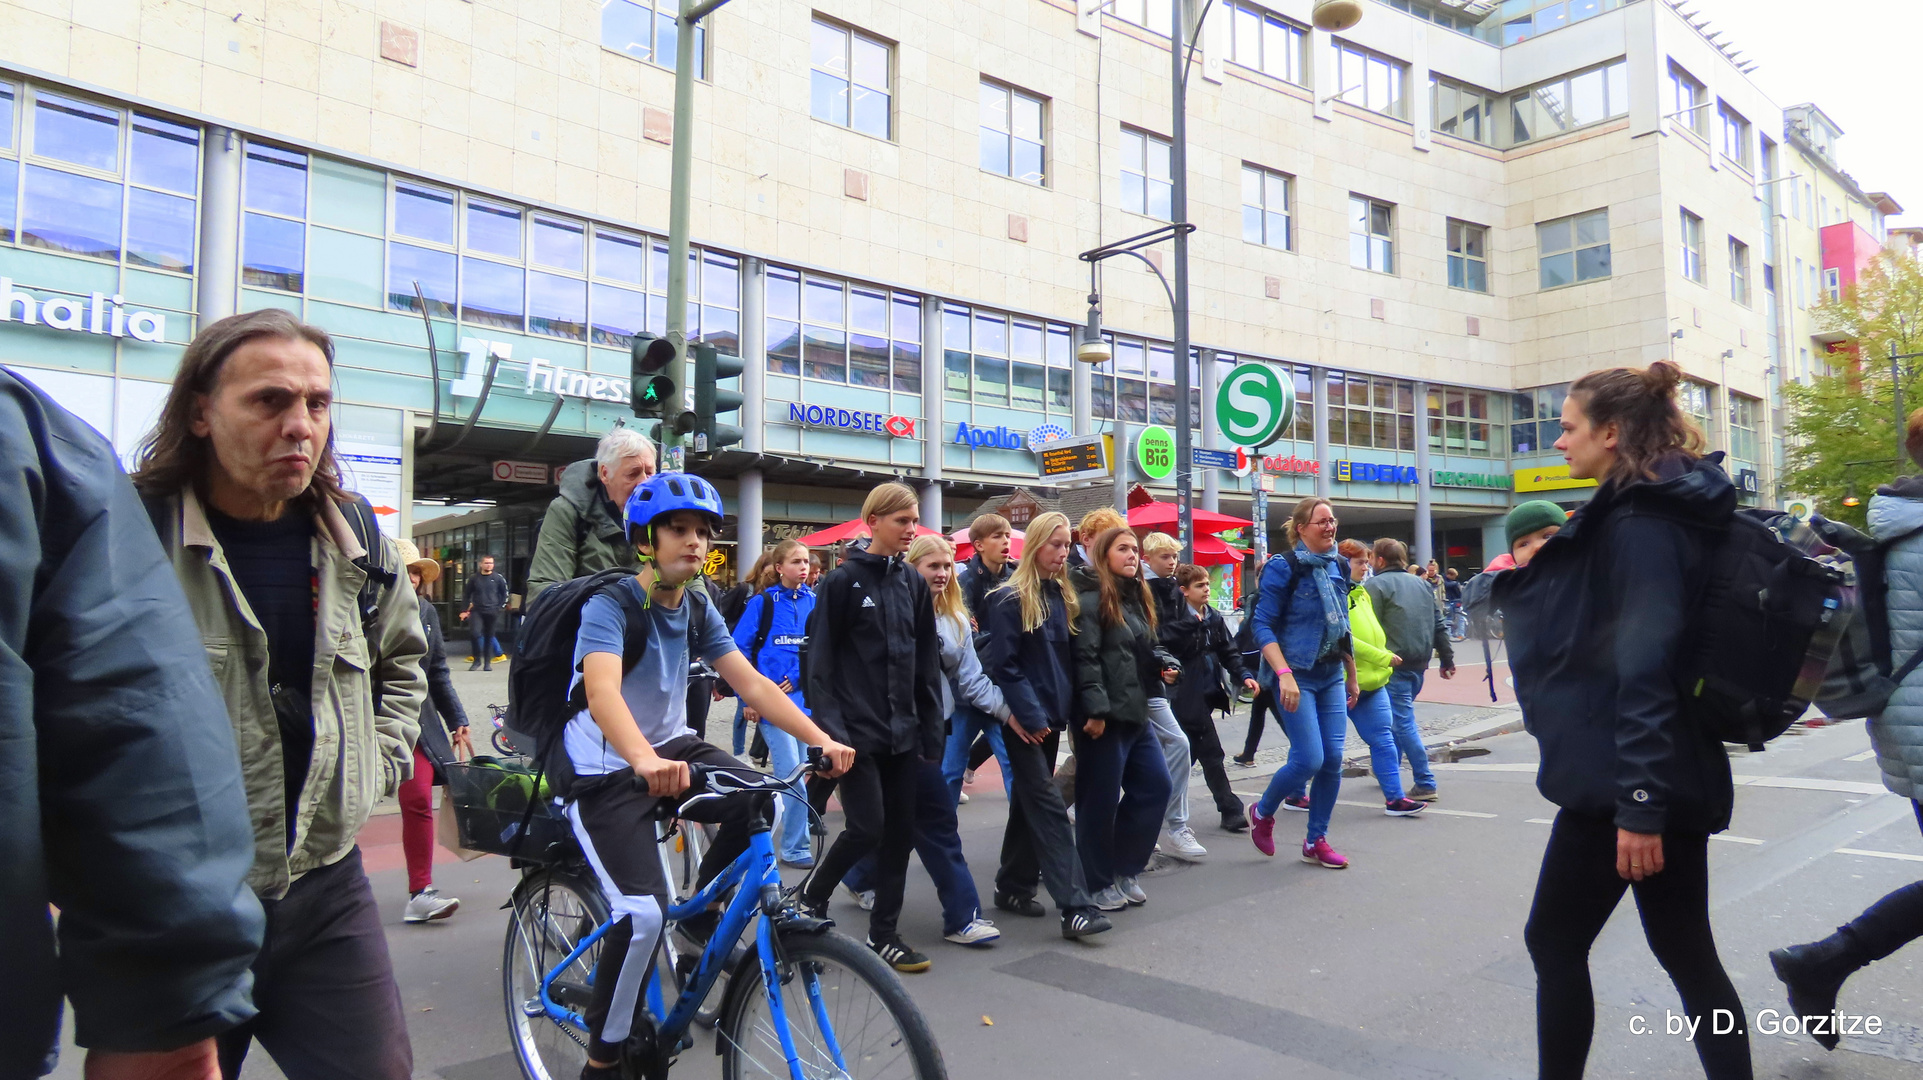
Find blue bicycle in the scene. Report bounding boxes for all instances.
[498,754,946,1080]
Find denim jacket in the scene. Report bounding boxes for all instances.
[1250,546,1350,674]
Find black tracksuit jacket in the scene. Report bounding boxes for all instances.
[803,543,945,759]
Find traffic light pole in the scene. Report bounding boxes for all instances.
[661,0,733,465]
[1169,0,1194,564]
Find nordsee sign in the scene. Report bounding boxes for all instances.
[788,402,917,438]
[2,280,168,342]
[953,422,1026,450]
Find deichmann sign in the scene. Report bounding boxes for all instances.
[1514,464,1599,492]
[1216,361,1296,448]
[1431,470,1509,490]
[1134,424,1175,481]
[789,402,917,437]
[1334,460,1419,484]
[2,280,168,341]
[954,422,1026,450]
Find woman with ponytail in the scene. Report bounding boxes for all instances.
[1496,360,1749,1079]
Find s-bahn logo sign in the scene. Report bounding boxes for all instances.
[1,280,169,341]
[1216,361,1295,448]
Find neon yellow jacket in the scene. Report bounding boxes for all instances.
[1348,582,1395,693]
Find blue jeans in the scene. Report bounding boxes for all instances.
[1284,684,1404,803]
[843,757,982,935]
[1072,721,1173,892]
[1386,669,1437,791]
[1255,661,1349,843]
[731,701,749,756]
[762,723,814,864]
[941,707,1012,802]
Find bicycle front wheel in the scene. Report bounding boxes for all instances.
[503,870,608,1080]
[719,929,945,1080]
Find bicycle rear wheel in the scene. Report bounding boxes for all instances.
[503,870,608,1080]
[719,929,945,1080]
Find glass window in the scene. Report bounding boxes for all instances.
[1509,60,1628,146]
[1432,75,1498,146]
[1242,164,1291,249]
[532,215,585,272]
[243,212,304,291]
[600,0,704,78]
[529,271,587,340]
[0,82,14,151]
[21,165,120,259]
[1538,208,1610,288]
[591,282,647,346]
[594,228,645,284]
[1719,103,1751,168]
[460,256,524,330]
[1121,128,1173,220]
[126,188,195,272]
[0,158,15,245]
[893,293,922,394]
[33,92,119,172]
[389,242,455,316]
[1729,237,1751,306]
[1334,41,1408,120]
[811,19,891,139]
[1110,0,1173,34]
[1669,63,1707,136]
[465,198,521,258]
[395,181,456,245]
[130,115,198,194]
[1448,219,1488,292]
[243,143,306,217]
[980,81,1046,185]
[1226,3,1305,84]
[1350,195,1394,273]
[1680,208,1705,284]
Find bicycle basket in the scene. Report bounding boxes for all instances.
[444,756,572,861]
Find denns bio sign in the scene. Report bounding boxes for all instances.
[953,423,1026,450]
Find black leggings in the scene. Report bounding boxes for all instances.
[1836,799,1923,961]
[1524,810,1749,1080]
[1239,687,1275,759]
[802,750,918,941]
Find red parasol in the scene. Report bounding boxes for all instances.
[1125,500,1254,534]
[793,518,943,547]
[1189,533,1248,567]
[951,526,1026,563]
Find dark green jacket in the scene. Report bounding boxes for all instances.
[1070,566,1158,728]
[526,459,639,603]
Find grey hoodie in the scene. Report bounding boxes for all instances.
[936,611,1010,721]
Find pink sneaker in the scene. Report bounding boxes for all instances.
[1280,795,1311,813]
[1249,806,1276,856]
[1301,837,1348,869]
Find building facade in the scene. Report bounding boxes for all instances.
[0,0,1895,603]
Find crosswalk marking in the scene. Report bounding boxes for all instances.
[1833,847,1923,864]
[1435,762,1893,798]
[1845,749,1877,762]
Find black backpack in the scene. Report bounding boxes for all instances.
[1676,509,1851,751]
[505,569,710,799]
[1791,515,1923,720]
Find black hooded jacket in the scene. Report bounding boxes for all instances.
[1496,453,1738,835]
[803,543,945,759]
[957,552,1015,617]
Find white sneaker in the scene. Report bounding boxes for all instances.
[1164,826,1208,862]
[845,885,876,911]
[1116,875,1149,906]
[1090,885,1129,912]
[958,790,970,805]
[404,886,459,923]
[963,768,978,785]
[943,917,1001,946]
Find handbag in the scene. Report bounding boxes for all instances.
[435,739,489,862]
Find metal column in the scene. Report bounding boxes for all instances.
[1312,366,1332,499]
[921,296,945,528]
[1200,348,1220,513]
[196,126,242,327]
[1412,379,1433,566]
[736,257,766,559]
[1169,0,1195,561]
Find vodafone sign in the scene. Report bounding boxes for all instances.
[1235,447,1322,476]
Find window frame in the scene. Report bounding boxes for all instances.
[1508,59,1629,148]
[809,17,894,141]
[1728,237,1751,306]
[1349,194,1396,274]
[1241,163,1292,251]
[1430,74,1500,147]
[1225,2,1307,86]
[1668,62,1708,138]
[1446,218,1489,293]
[1536,208,1612,290]
[1680,207,1706,285]
[1718,102,1752,170]
[1120,126,1174,221]
[599,0,708,80]
[1332,39,1409,121]
[979,80,1047,186]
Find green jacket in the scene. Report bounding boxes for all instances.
[1348,583,1395,693]
[152,487,427,899]
[526,458,639,603]
[1070,566,1156,728]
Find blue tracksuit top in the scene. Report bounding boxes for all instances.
[733,584,814,712]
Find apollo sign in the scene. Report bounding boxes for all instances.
[1,280,168,342]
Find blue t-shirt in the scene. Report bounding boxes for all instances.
[564,578,738,777]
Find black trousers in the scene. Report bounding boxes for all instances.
[1524,809,1749,1080]
[1240,687,1275,759]
[1176,707,1243,817]
[803,749,918,941]
[1835,799,1923,961]
[996,727,1091,912]
[216,847,411,1080]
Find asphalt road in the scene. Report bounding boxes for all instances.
[47,663,1923,1079]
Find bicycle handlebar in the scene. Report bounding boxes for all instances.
[632,745,827,800]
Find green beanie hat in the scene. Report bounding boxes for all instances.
[1506,500,1568,550]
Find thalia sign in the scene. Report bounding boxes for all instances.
[2,280,168,342]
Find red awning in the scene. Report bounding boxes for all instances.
[793,519,944,547]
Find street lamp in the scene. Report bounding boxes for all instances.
[1076,294,1112,365]
[1312,0,1365,31]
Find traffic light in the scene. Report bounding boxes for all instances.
[689,342,745,454]
[630,333,677,418]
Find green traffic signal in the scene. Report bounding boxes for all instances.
[630,333,677,417]
[692,342,746,453]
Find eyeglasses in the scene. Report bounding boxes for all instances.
[1308,517,1339,529]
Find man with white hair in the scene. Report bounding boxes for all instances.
[526,425,657,602]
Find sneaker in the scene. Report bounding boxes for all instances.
[993,891,1045,918]
[1164,826,1208,861]
[467,659,482,671]
[963,767,978,785]
[868,936,931,973]
[1249,806,1277,856]
[943,917,1001,947]
[1221,810,1249,833]
[1408,786,1439,802]
[958,790,970,805]
[1090,885,1129,912]
[493,654,508,664]
[1061,908,1112,940]
[1301,837,1349,869]
[844,885,876,911]
[1280,794,1311,813]
[404,887,459,923]
[1116,876,1148,906]
[1230,753,1256,767]
[1384,797,1427,817]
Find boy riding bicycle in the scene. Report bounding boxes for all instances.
[563,472,854,1080]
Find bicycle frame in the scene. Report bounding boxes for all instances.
[531,788,842,1080]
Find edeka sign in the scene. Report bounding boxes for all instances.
[1,280,167,342]
[1431,470,1509,490]
[788,402,917,437]
[1334,460,1419,484]
[953,422,1026,450]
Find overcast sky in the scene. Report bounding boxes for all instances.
[1684,0,1919,224]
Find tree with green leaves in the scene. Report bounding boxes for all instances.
[1783,251,1923,530]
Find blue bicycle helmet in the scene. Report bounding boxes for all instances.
[623,470,725,538]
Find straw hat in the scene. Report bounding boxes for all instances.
[394,538,441,585]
